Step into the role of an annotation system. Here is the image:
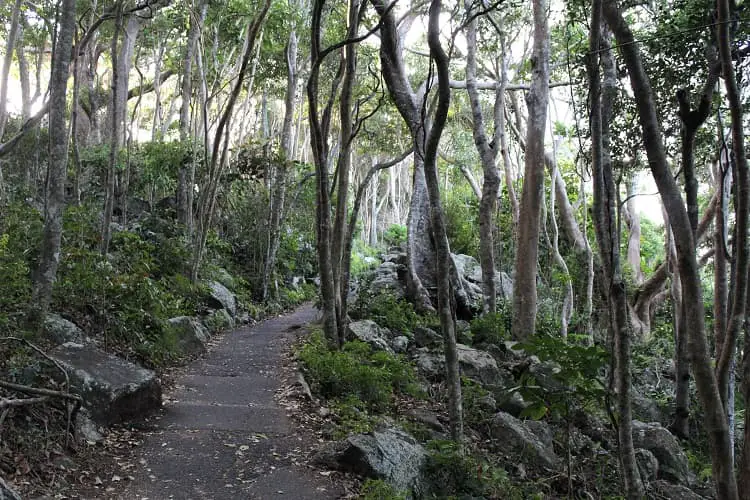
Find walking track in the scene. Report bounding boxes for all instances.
[115,304,343,500]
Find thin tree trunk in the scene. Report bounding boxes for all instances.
[0,0,22,140]
[587,11,644,496]
[426,0,462,443]
[30,0,77,317]
[603,1,737,496]
[512,0,549,340]
[623,176,644,283]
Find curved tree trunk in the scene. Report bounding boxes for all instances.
[603,1,737,496]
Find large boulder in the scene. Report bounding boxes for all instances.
[50,343,162,425]
[649,480,706,500]
[369,261,406,299]
[314,427,427,494]
[207,281,237,317]
[413,344,505,387]
[0,478,21,500]
[211,267,236,291]
[632,420,691,484]
[347,320,393,354]
[413,326,442,349]
[635,448,659,483]
[43,313,86,345]
[168,316,211,355]
[451,254,513,300]
[203,309,235,334]
[490,411,559,469]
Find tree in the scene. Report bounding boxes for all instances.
[511,0,549,340]
[30,0,77,315]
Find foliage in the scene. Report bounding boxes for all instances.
[442,187,480,256]
[515,334,609,419]
[329,395,378,439]
[359,479,408,500]
[462,377,494,428]
[350,239,380,278]
[469,310,510,346]
[360,292,428,335]
[423,440,522,499]
[298,331,418,411]
[382,224,407,247]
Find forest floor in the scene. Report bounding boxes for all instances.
[71,304,345,500]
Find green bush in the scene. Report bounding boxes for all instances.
[365,292,426,335]
[462,377,494,428]
[298,331,418,411]
[382,224,407,247]
[424,440,520,498]
[469,310,510,346]
[359,479,408,500]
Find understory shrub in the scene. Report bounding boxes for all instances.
[298,331,418,411]
[469,309,510,346]
[359,479,408,500]
[364,292,427,335]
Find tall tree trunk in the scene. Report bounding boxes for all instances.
[587,10,644,496]
[30,0,77,316]
[261,22,297,302]
[101,2,124,255]
[0,0,22,140]
[623,176,644,284]
[464,3,501,314]
[426,0,462,443]
[511,0,549,340]
[603,1,737,496]
[178,0,208,234]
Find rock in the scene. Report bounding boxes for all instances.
[203,309,234,334]
[632,420,690,484]
[413,327,442,348]
[314,427,426,493]
[650,480,705,500]
[76,408,104,444]
[391,336,409,354]
[50,343,161,425]
[631,394,663,423]
[414,344,504,387]
[207,281,237,317]
[528,360,566,393]
[490,412,558,469]
[43,313,86,345]
[369,261,406,299]
[347,320,393,354]
[211,267,236,291]
[635,448,659,483]
[168,316,210,355]
[476,392,497,413]
[452,254,482,283]
[383,249,407,266]
[406,408,445,432]
[495,272,513,300]
[526,420,554,450]
[0,477,21,500]
[496,390,530,418]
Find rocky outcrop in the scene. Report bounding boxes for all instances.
[168,316,211,355]
[314,427,427,494]
[207,281,237,317]
[369,261,406,299]
[43,313,86,345]
[347,320,393,354]
[50,343,161,425]
[414,344,507,387]
[0,478,21,500]
[452,253,513,301]
[649,480,706,500]
[490,412,558,469]
[203,309,235,334]
[635,448,659,483]
[413,326,442,348]
[632,420,691,484]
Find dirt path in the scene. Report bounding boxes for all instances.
[113,304,343,500]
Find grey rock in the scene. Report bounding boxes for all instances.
[632,420,690,484]
[369,262,406,299]
[526,420,554,450]
[650,480,705,500]
[207,281,237,317]
[43,313,86,345]
[414,344,504,387]
[168,316,210,355]
[452,254,482,283]
[413,327,442,348]
[314,427,427,493]
[203,309,235,334]
[495,272,514,300]
[635,448,659,483]
[76,408,104,444]
[391,336,409,354]
[528,360,566,393]
[347,320,393,354]
[211,267,236,291]
[0,477,21,500]
[406,408,445,432]
[490,412,558,469]
[632,394,663,423]
[496,390,530,418]
[50,343,161,425]
[383,249,407,266]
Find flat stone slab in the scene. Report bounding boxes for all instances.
[50,342,161,425]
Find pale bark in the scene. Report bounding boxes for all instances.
[0,0,22,140]
[512,0,549,340]
[31,0,76,315]
[465,3,501,313]
[587,10,644,496]
[261,24,297,302]
[623,177,644,284]
[603,1,737,496]
[426,0,462,443]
